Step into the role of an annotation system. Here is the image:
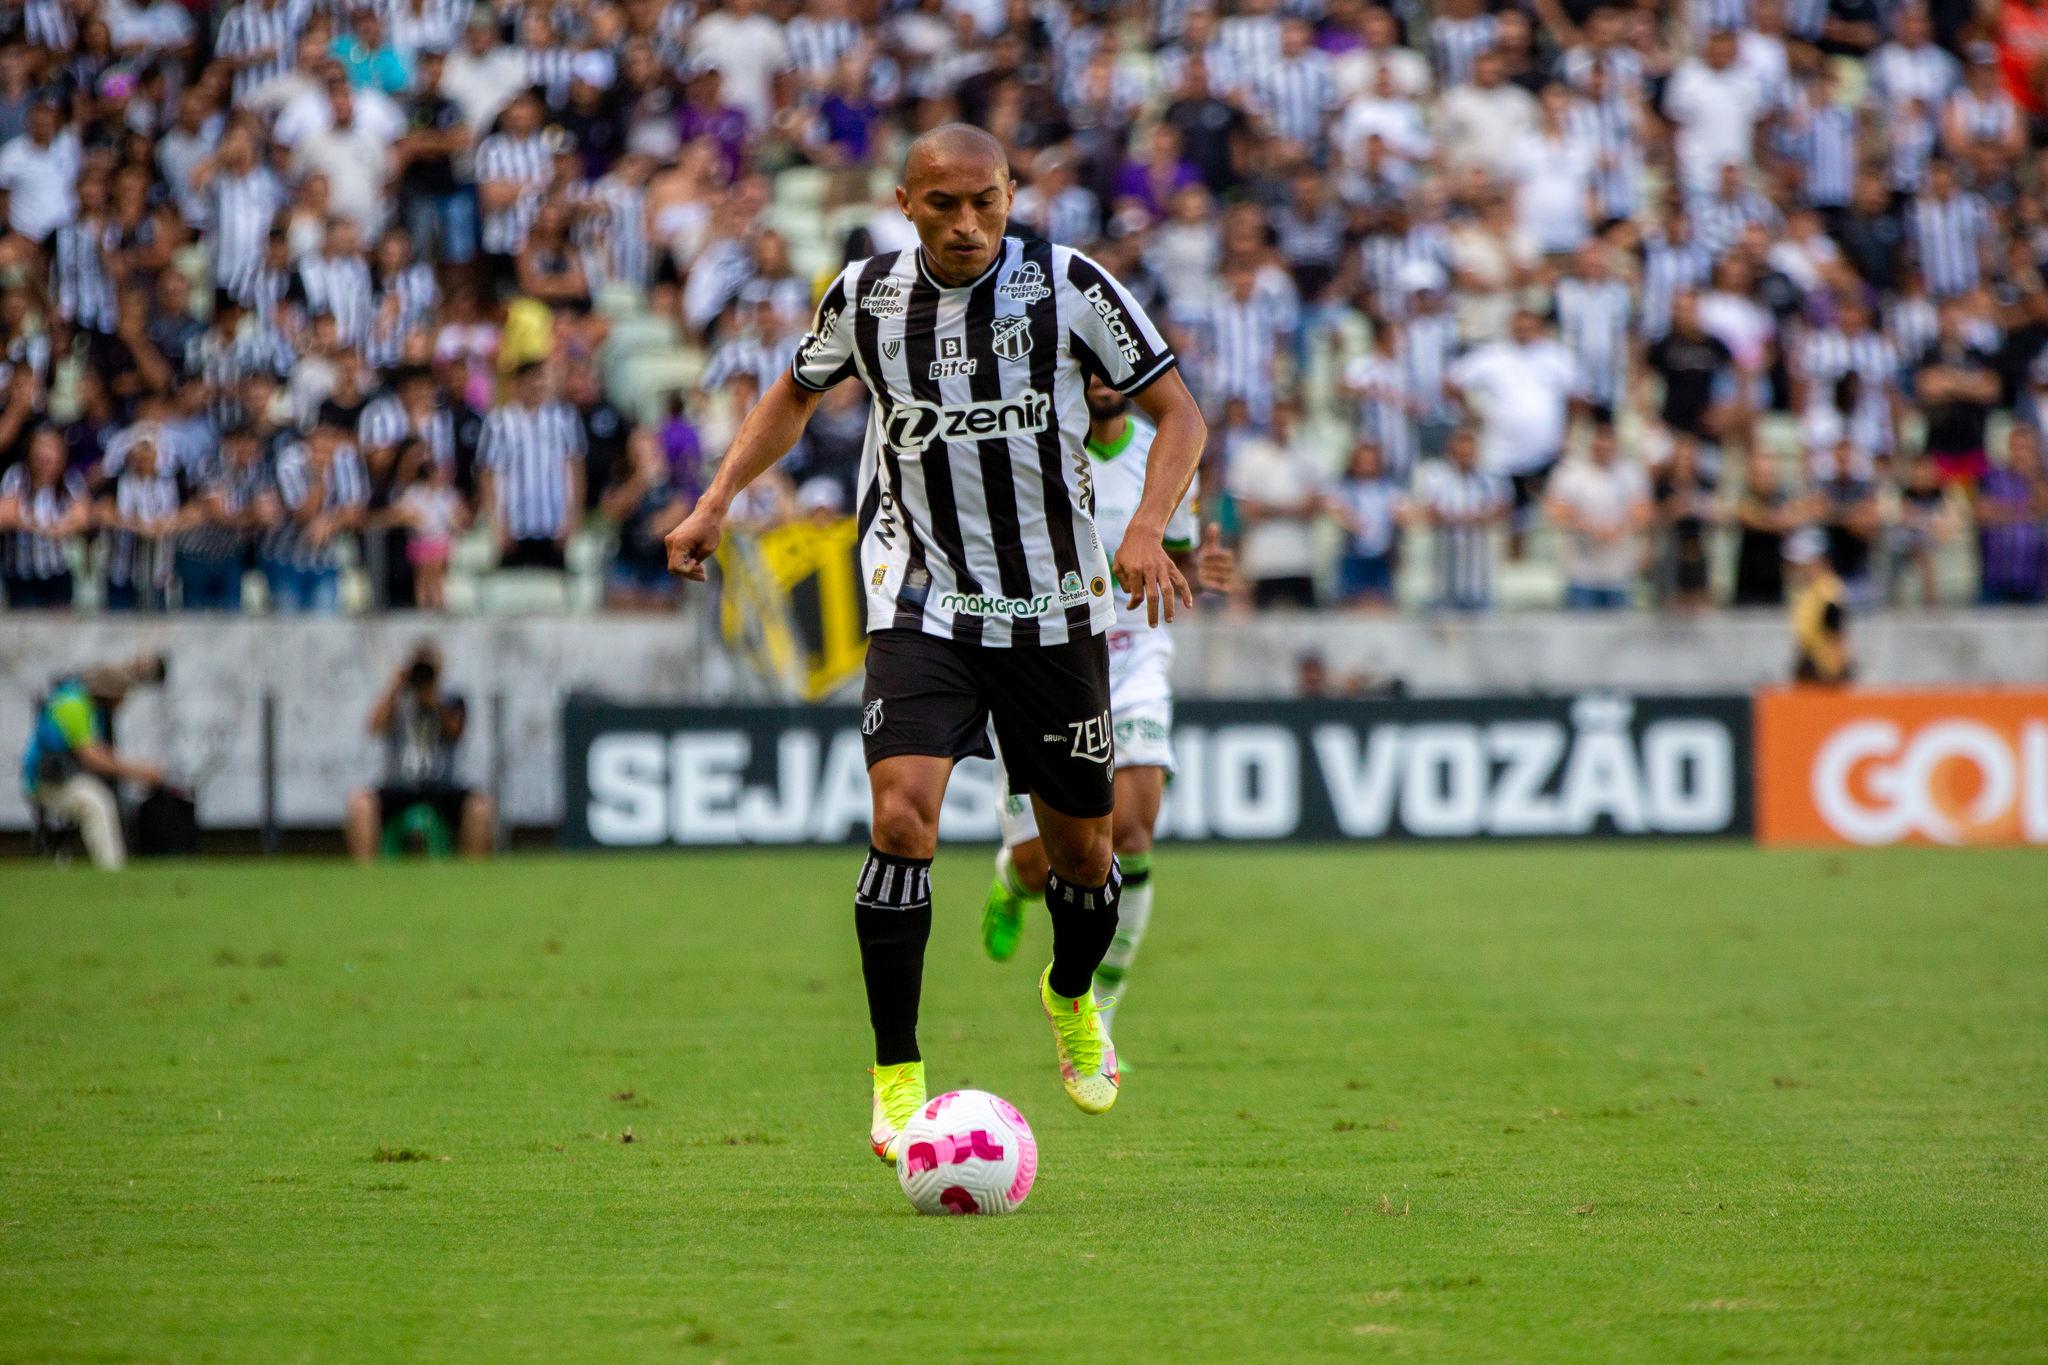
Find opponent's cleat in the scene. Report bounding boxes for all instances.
[981,873,1026,962]
[870,1060,927,1163]
[1039,966,1119,1114]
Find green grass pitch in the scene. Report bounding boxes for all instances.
[3,846,2044,1362]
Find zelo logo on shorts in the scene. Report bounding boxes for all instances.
[1066,710,1113,765]
[884,390,1053,454]
[1082,282,1144,364]
[938,590,1053,618]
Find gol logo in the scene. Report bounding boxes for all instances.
[1758,690,2048,846]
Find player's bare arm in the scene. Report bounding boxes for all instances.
[663,372,823,580]
[1116,369,1206,626]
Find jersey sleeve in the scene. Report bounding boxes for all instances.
[1062,250,1178,396]
[49,692,101,750]
[789,266,859,393]
[1162,473,1199,551]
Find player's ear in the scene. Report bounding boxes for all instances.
[895,184,911,220]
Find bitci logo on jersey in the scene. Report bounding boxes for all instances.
[884,390,1053,454]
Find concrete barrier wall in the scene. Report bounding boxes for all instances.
[3,610,2044,831]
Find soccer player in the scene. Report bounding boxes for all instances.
[664,125,1206,1162]
[979,373,1235,1058]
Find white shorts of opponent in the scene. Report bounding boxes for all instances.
[995,628,1174,848]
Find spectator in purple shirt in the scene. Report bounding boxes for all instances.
[676,65,749,183]
[659,393,704,504]
[1114,123,1203,221]
[1977,426,2048,604]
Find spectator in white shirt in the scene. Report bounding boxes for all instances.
[0,100,80,243]
[1869,6,1959,112]
[1545,421,1653,610]
[441,9,527,135]
[688,0,790,132]
[1434,50,1537,181]
[1331,5,1430,101]
[1447,308,1581,555]
[1227,396,1327,610]
[1662,28,1766,193]
[1514,84,1597,257]
[293,82,394,237]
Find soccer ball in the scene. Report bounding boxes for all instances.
[896,1089,1038,1216]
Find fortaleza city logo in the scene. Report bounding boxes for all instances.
[1082,282,1144,364]
[862,277,907,319]
[997,260,1050,304]
[884,390,1053,454]
[938,590,1053,618]
[1058,570,1088,605]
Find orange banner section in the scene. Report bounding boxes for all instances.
[1756,688,2048,846]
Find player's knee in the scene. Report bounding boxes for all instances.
[1048,828,1114,887]
[870,787,940,859]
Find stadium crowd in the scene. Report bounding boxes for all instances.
[0,0,2047,615]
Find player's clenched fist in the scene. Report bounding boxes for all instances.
[1114,530,1194,627]
[664,504,724,581]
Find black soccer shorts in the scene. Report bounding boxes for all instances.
[860,628,1115,819]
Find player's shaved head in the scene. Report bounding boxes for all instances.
[902,123,1009,191]
[896,123,1015,286]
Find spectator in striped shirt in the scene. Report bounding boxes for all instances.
[96,436,181,611]
[2,427,90,608]
[475,91,553,295]
[175,426,269,612]
[1413,426,1510,613]
[478,362,586,572]
[1328,438,1404,610]
[258,420,370,613]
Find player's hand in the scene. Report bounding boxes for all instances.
[665,502,725,582]
[1114,531,1193,627]
[1193,522,1238,594]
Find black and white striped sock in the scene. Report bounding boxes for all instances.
[855,846,933,1066]
[1045,859,1122,1000]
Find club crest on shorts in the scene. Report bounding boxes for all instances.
[991,315,1033,361]
[862,699,885,736]
[863,277,908,319]
[997,261,1050,304]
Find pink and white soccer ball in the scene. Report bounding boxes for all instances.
[895,1089,1037,1216]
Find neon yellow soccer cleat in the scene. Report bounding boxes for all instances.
[870,1060,927,1164]
[980,873,1025,962]
[1039,967,1119,1114]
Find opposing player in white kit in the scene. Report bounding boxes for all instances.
[979,373,1234,1049]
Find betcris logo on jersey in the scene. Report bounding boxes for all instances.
[884,390,1052,454]
[1082,283,1144,364]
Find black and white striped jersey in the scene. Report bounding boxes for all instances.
[1910,189,1991,298]
[789,236,1178,648]
[0,467,86,580]
[1555,277,1633,409]
[478,399,585,539]
[103,469,182,589]
[265,440,370,571]
[474,132,552,255]
[52,215,118,334]
[358,395,458,471]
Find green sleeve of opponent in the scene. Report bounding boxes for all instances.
[49,692,102,750]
